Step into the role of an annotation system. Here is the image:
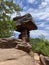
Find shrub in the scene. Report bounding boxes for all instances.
[30,38,49,57]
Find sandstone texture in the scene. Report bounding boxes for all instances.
[0,38,49,65]
[0,49,35,65]
[0,38,35,65]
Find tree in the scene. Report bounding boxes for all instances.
[0,0,21,38]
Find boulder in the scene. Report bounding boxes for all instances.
[40,55,49,65]
[0,48,35,65]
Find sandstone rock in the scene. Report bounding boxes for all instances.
[34,53,40,61]
[33,53,40,65]
[40,55,49,65]
[0,49,35,65]
[0,38,32,53]
[16,42,32,53]
[0,38,35,65]
[29,51,34,57]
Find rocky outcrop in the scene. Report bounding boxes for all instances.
[0,38,32,53]
[0,49,35,65]
[0,38,35,65]
[0,38,49,65]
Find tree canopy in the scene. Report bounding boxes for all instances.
[0,0,21,38]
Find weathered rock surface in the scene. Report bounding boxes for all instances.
[0,38,32,53]
[0,48,35,65]
[0,38,35,65]
[13,13,37,31]
[40,55,49,65]
[33,53,41,65]
[1,38,49,65]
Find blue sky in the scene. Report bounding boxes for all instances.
[12,0,49,40]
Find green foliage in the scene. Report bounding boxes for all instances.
[30,36,49,57]
[0,0,21,38]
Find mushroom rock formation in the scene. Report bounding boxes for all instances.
[13,13,37,42]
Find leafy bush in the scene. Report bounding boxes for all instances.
[30,37,49,57]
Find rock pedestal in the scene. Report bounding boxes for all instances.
[13,14,37,42]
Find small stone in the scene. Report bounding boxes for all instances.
[34,53,40,61]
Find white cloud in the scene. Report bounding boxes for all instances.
[28,0,35,3]
[20,0,49,21]
[12,0,49,21]
[45,0,49,3]
[46,18,49,20]
[38,22,49,30]
[36,1,49,20]
[39,2,47,8]
[45,27,49,30]
[20,11,27,16]
[19,1,23,8]
[38,13,49,20]
[20,6,49,21]
[30,30,49,38]
[38,23,45,27]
